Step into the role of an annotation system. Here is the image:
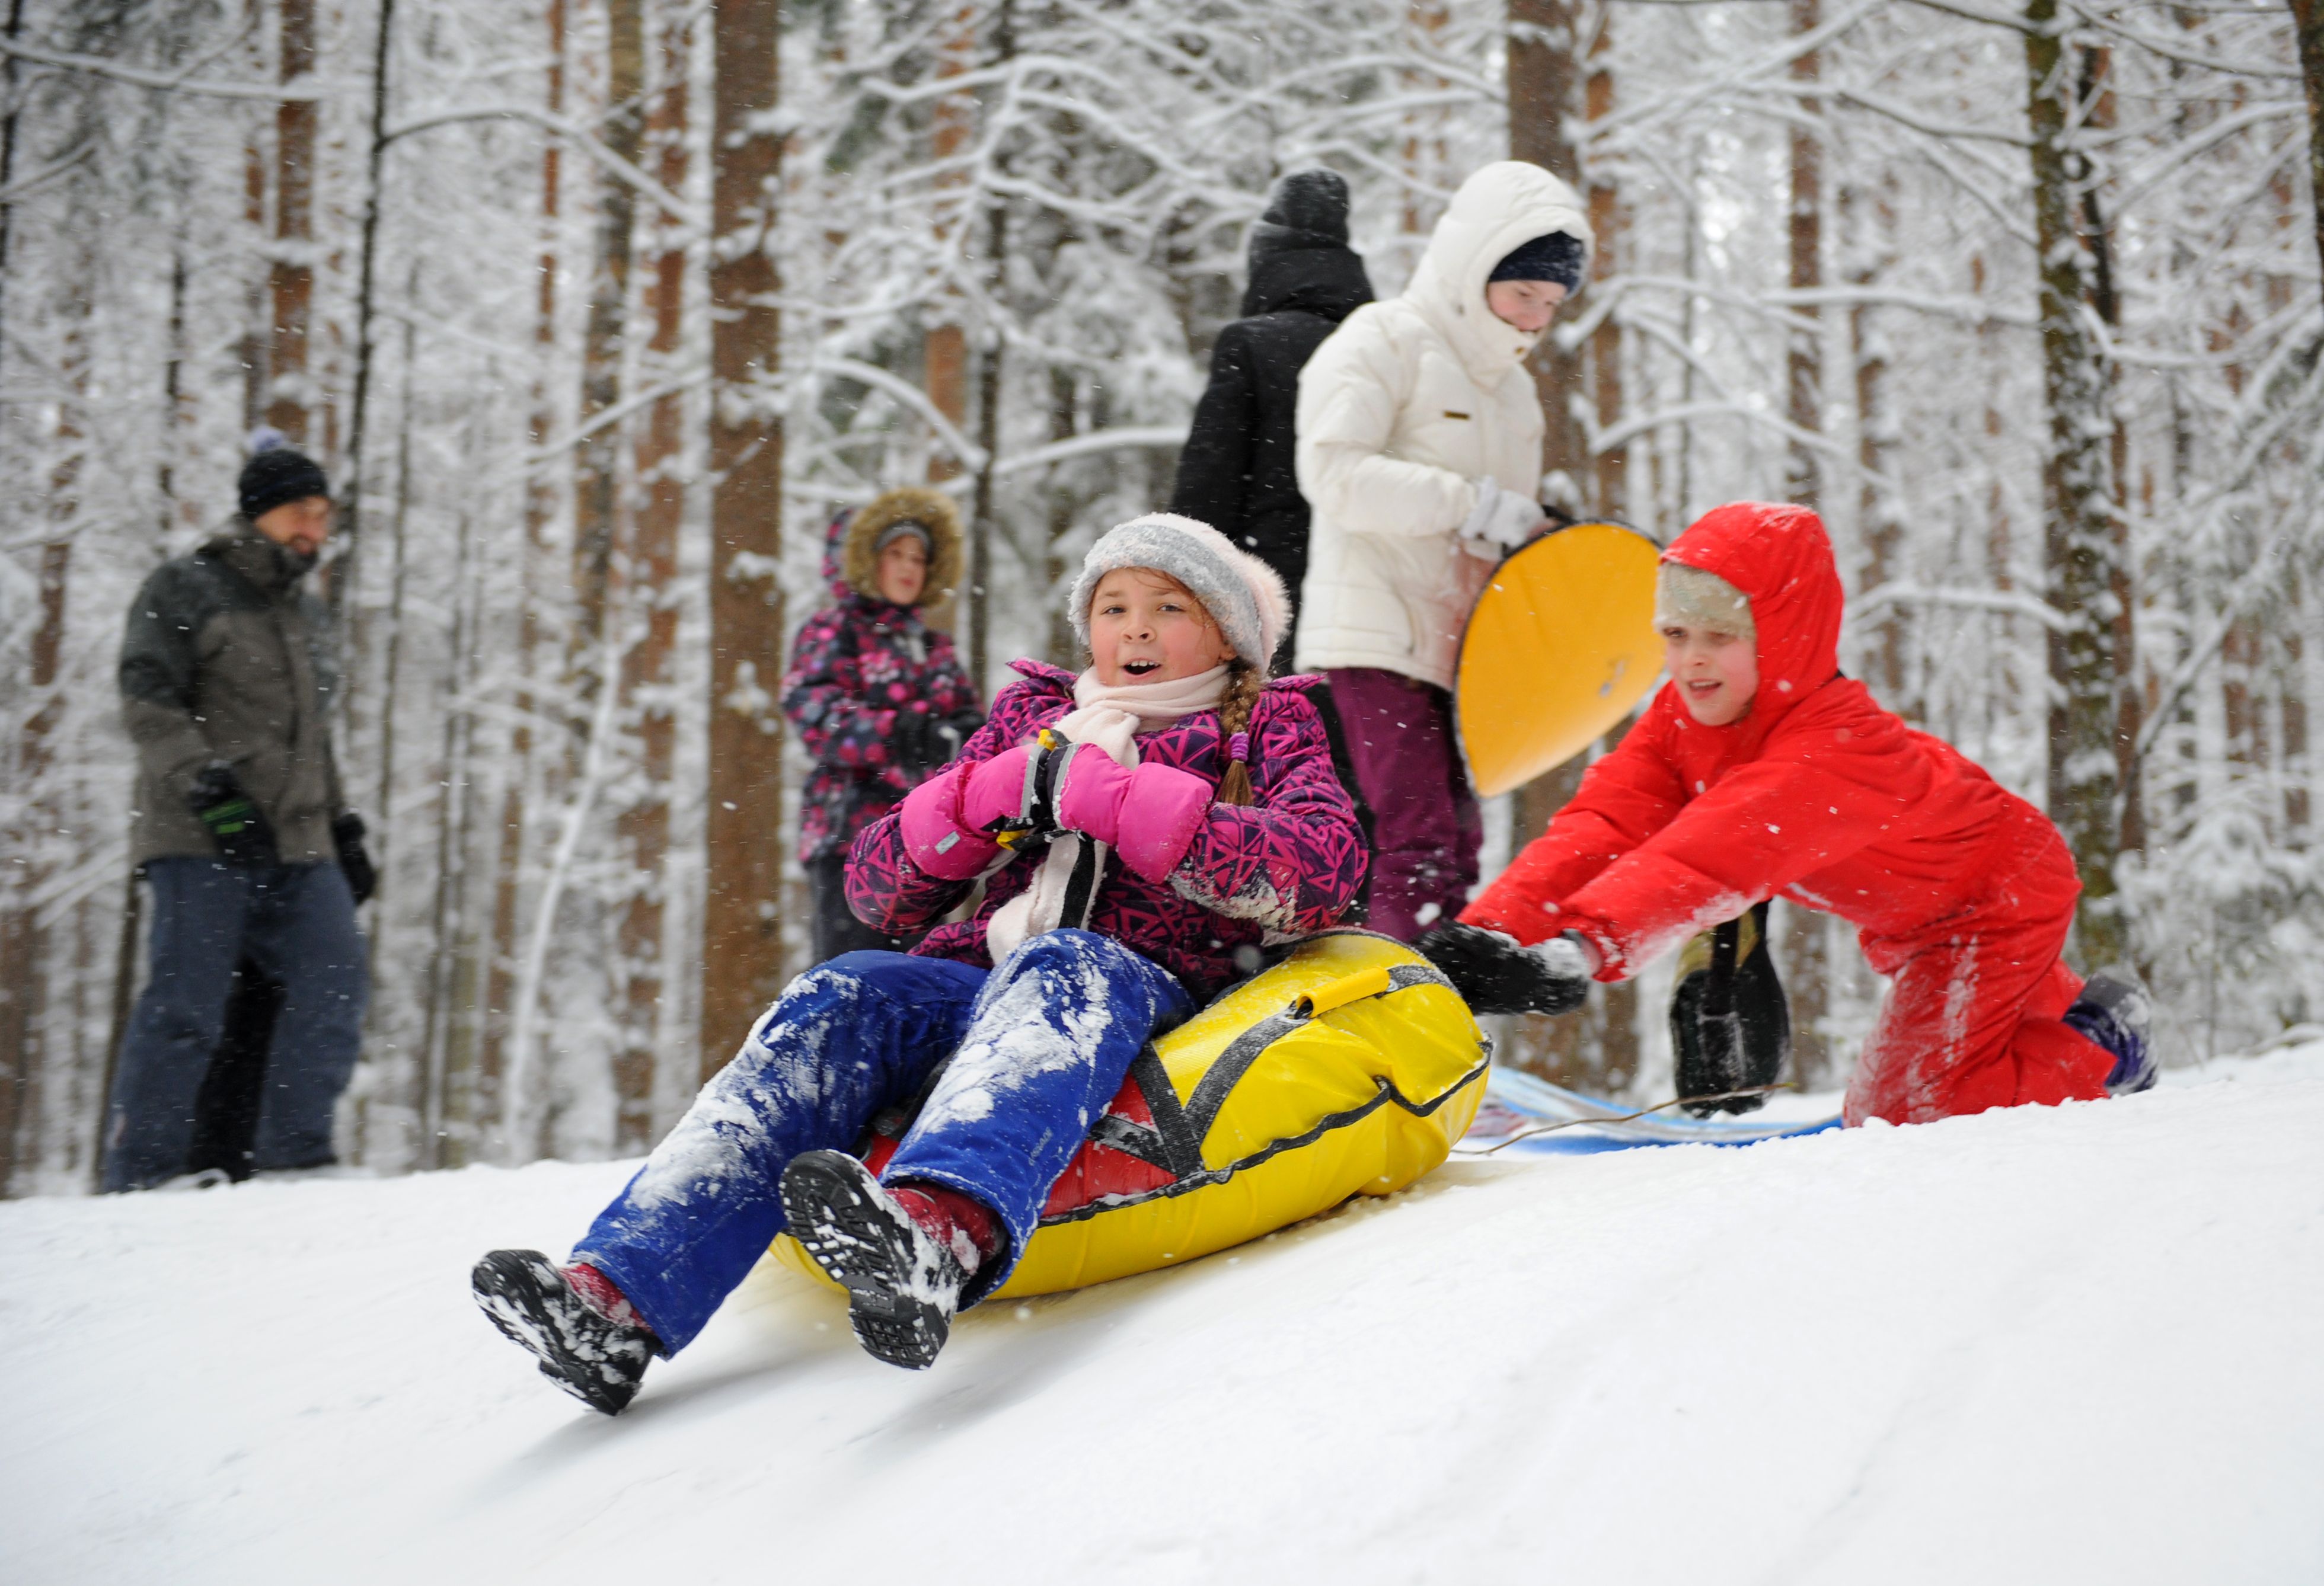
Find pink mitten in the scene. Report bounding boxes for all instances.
[897,764,998,881]
[957,746,1036,834]
[1053,751,1213,881]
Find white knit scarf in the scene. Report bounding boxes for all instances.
[984,664,1230,961]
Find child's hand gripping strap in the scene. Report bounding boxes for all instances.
[991,728,1074,850]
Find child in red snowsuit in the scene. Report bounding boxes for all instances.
[1420,500,2152,1125]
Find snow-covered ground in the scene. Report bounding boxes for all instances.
[8,1045,2322,1586]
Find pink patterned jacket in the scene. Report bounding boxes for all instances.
[845,660,1366,998]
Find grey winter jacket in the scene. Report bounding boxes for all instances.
[119,523,346,866]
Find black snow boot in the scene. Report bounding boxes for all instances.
[471,1249,658,1415]
[779,1149,968,1371]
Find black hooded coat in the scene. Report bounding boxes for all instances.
[1169,172,1372,657]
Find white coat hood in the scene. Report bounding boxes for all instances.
[1404,161,1592,386]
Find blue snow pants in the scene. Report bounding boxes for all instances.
[103,856,368,1192]
[575,929,1195,1353]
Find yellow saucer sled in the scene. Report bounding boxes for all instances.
[770,932,1488,1301]
[1457,520,1662,797]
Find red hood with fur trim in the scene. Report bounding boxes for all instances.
[1463,502,2075,977]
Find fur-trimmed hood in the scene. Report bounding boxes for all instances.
[841,486,964,603]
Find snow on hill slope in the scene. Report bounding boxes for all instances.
[7,1046,2322,1586]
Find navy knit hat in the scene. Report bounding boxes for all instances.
[238,437,330,522]
[1487,231,1588,292]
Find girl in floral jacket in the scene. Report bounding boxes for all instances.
[783,487,982,961]
[474,514,1365,1413]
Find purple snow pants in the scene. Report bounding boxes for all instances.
[1322,667,1482,942]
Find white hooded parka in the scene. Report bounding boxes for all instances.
[1291,161,1592,690]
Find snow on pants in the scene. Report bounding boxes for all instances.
[1843,839,2115,1126]
[103,856,368,1192]
[1323,667,1482,942]
[575,929,1195,1353]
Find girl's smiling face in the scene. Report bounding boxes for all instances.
[1088,567,1233,686]
[1661,621,1758,727]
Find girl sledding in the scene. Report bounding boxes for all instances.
[473,514,1489,1414]
[1419,500,2156,1127]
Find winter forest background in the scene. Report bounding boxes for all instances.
[2,0,2320,1194]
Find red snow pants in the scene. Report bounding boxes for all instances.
[1843,836,2115,1126]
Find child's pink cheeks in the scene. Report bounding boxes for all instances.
[1087,571,1232,688]
[1664,627,1758,727]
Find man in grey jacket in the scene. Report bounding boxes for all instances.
[103,442,375,1192]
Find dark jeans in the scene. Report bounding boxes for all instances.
[576,931,1193,1352]
[103,858,368,1192]
[1323,667,1482,941]
[808,851,900,963]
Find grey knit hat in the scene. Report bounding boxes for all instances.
[1068,513,1292,676]
[1655,561,1755,642]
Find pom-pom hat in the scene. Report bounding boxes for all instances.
[238,436,330,522]
[1069,513,1292,677]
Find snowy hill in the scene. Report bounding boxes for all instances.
[8,1047,2323,1586]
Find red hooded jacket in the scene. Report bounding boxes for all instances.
[1463,502,2074,979]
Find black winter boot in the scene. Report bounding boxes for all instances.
[780,1150,969,1371]
[471,1249,658,1415]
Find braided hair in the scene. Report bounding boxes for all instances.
[1214,658,1266,806]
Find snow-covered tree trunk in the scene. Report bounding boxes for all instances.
[611,0,691,1153]
[266,0,318,446]
[2292,0,2324,276]
[699,0,787,1079]
[1780,0,1832,1085]
[2024,0,2128,967]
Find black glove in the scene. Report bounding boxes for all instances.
[187,763,278,867]
[333,811,378,904]
[1415,923,1593,1017]
[893,709,977,779]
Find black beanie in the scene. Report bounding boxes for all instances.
[238,444,330,522]
[1488,232,1588,292]
[1257,169,1351,245]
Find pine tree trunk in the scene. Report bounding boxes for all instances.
[2023,0,2128,966]
[266,0,318,443]
[1580,22,1638,1085]
[477,0,571,1160]
[700,0,788,1080]
[612,7,691,1153]
[2291,0,2324,279]
[1508,0,1588,511]
[927,7,977,662]
[1779,0,1831,1084]
[573,0,647,661]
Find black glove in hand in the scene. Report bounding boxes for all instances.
[893,709,976,779]
[1416,922,1592,1017]
[187,763,279,868]
[333,812,378,904]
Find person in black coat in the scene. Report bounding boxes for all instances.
[1170,169,1373,670]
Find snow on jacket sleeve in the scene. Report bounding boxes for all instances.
[781,606,899,773]
[1540,701,1932,978]
[844,677,1045,935]
[1169,319,1259,540]
[1295,307,1477,541]
[1166,691,1366,933]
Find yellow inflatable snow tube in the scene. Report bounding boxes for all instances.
[770,932,1487,1301]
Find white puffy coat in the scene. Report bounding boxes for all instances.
[1293,161,1591,690]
